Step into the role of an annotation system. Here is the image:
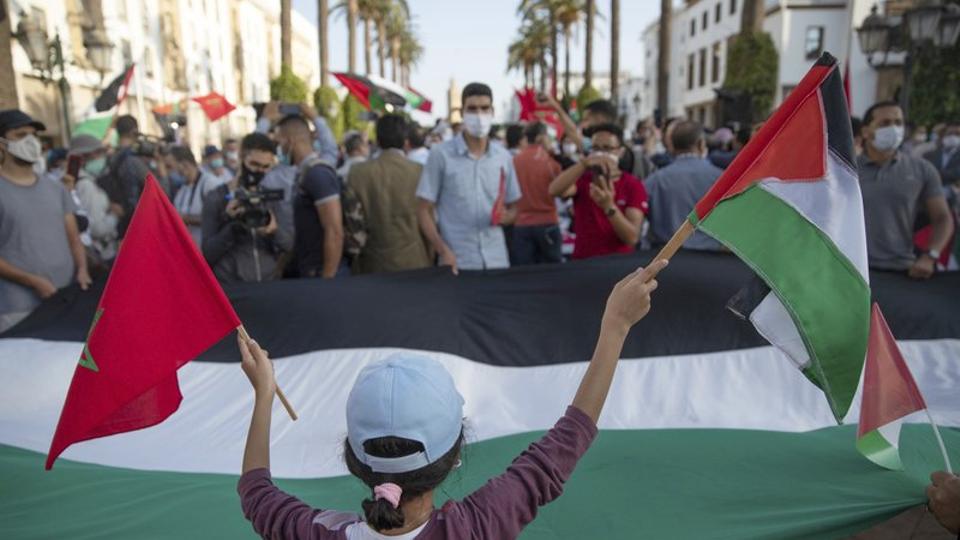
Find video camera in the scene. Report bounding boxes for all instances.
[131,136,164,158]
[231,187,284,229]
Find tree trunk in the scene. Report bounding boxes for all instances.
[346,0,357,73]
[564,30,571,99]
[377,20,386,78]
[540,61,548,93]
[657,0,671,122]
[364,18,372,75]
[585,0,594,90]
[0,0,19,109]
[550,10,558,98]
[610,0,619,104]
[318,0,329,87]
[281,0,292,68]
[391,37,399,83]
[740,0,765,35]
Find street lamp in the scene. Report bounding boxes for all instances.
[15,11,73,142]
[83,28,114,81]
[856,1,960,116]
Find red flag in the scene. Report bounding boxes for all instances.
[843,59,852,113]
[191,92,236,122]
[46,175,240,469]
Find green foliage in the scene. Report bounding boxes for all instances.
[269,65,309,103]
[575,85,602,115]
[910,41,960,126]
[313,86,344,140]
[342,94,369,134]
[722,32,778,122]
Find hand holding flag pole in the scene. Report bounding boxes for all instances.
[237,325,298,421]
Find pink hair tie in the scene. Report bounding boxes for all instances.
[373,483,402,509]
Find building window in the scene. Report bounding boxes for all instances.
[688,53,695,90]
[804,26,824,60]
[698,48,707,87]
[715,3,722,23]
[702,11,708,31]
[730,0,737,15]
[690,18,696,37]
[711,42,721,83]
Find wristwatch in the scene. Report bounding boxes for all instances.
[605,206,617,217]
[925,249,941,261]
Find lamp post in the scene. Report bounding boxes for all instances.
[15,12,72,143]
[856,1,960,117]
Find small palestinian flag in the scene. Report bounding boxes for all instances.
[94,65,135,112]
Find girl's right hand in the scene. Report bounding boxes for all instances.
[238,334,276,396]
[602,260,668,333]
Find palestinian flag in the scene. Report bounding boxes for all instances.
[72,112,114,141]
[692,52,868,421]
[404,86,433,113]
[94,64,135,113]
[333,72,406,112]
[2,253,958,538]
[856,304,932,470]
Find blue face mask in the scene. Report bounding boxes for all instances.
[168,171,186,188]
[210,158,225,169]
[581,137,592,154]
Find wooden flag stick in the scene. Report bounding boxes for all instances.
[237,326,298,421]
[924,408,954,474]
[652,219,696,265]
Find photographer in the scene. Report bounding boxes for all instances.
[201,133,292,283]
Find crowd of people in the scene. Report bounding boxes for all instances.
[0,83,957,332]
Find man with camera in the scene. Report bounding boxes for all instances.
[201,133,292,283]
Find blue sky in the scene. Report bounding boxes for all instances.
[292,0,659,120]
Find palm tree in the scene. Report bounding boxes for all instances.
[508,17,551,89]
[741,0,765,35]
[357,0,380,75]
[398,27,423,87]
[584,0,594,90]
[554,0,585,100]
[657,0,671,120]
[318,0,330,87]
[331,0,364,73]
[517,0,560,97]
[610,0,619,104]
[385,4,407,83]
[280,0,292,68]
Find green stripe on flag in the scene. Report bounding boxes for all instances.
[73,115,114,141]
[856,429,904,471]
[699,185,870,420]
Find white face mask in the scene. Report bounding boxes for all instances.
[1,134,43,164]
[562,142,578,155]
[871,125,904,152]
[462,113,493,139]
[941,135,960,149]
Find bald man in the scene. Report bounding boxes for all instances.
[275,115,344,278]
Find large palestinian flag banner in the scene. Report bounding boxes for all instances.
[1,252,958,538]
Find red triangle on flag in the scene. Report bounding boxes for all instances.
[46,175,241,469]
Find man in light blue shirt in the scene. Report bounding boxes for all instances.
[416,83,522,272]
[644,120,724,251]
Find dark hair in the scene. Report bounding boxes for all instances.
[461,82,493,104]
[405,124,425,149]
[344,432,464,532]
[583,99,618,123]
[863,101,900,127]
[168,145,197,166]
[344,132,366,155]
[224,138,238,145]
[505,124,525,149]
[671,120,705,153]
[585,123,623,145]
[524,122,547,144]
[277,114,310,131]
[116,115,139,138]
[240,132,276,154]
[850,116,862,138]
[735,126,752,146]
[376,114,407,150]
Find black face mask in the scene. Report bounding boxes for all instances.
[240,165,265,188]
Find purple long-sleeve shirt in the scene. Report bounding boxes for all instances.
[238,406,598,539]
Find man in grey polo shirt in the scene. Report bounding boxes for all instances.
[857,101,953,279]
[416,82,521,273]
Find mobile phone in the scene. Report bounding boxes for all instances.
[66,155,82,177]
[280,103,301,116]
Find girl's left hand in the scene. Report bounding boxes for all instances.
[238,334,276,396]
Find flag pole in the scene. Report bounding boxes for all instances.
[652,219,695,264]
[924,408,954,474]
[237,326,298,421]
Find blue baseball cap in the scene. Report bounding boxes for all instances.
[346,354,465,474]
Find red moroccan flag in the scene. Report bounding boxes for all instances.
[46,175,241,469]
[192,91,236,121]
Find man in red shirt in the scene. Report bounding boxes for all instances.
[511,122,564,264]
[549,123,647,260]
